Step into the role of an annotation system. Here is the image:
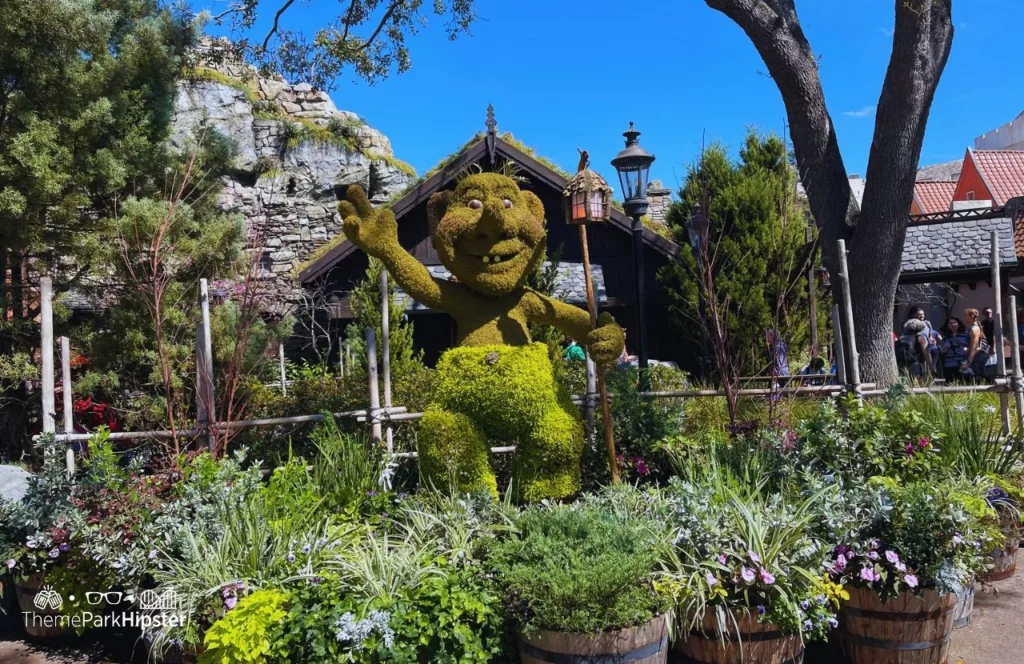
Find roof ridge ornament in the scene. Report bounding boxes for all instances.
[485,104,497,169]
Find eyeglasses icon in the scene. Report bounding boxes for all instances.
[85,591,124,606]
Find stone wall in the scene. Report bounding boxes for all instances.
[170,38,414,311]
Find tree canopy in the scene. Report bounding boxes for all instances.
[659,130,824,380]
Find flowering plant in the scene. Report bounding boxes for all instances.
[656,480,841,640]
[829,478,999,597]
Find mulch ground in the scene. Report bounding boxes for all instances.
[2,572,1021,663]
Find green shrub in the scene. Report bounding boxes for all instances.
[201,589,289,664]
[486,505,662,634]
[309,418,389,514]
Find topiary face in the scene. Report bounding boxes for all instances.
[427,173,547,296]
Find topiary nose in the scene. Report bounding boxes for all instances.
[477,198,509,238]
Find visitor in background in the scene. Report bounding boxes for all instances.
[939,317,968,382]
[798,356,827,385]
[562,339,586,362]
[964,308,990,381]
[895,318,930,380]
[982,307,995,348]
[766,329,789,377]
[617,329,637,367]
[910,306,941,373]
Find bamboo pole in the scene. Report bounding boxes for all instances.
[1009,296,1024,432]
[366,327,382,442]
[836,240,862,405]
[585,354,597,444]
[40,277,56,437]
[832,304,847,387]
[991,231,1011,434]
[196,279,216,452]
[339,339,345,376]
[278,343,287,396]
[380,270,393,454]
[579,224,619,484]
[60,337,75,475]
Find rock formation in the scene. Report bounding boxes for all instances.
[170,38,414,309]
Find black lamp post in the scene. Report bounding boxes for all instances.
[611,122,655,384]
[684,204,711,378]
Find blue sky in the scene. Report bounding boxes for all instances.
[194,0,1023,192]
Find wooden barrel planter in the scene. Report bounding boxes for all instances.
[952,583,975,630]
[518,614,668,664]
[14,572,74,638]
[979,541,1018,583]
[839,587,955,664]
[674,610,804,664]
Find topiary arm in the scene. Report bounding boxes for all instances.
[339,185,455,311]
[522,289,625,367]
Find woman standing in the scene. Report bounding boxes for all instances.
[963,308,991,381]
[939,317,968,382]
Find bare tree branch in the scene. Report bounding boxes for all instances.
[360,1,403,51]
[261,0,297,51]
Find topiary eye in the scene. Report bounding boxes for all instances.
[503,198,513,209]
[468,199,482,210]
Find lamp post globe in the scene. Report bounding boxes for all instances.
[611,122,655,385]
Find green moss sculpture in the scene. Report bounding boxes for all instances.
[340,173,624,501]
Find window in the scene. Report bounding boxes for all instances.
[260,250,274,271]
[966,190,975,200]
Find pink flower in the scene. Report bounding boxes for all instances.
[918,437,929,449]
[834,553,848,572]
[224,596,238,610]
[635,459,649,476]
[868,551,879,561]
[749,551,761,563]
[717,554,728,565]
[895,561,906,572]
[741,567,756,583]
[905,443,915,456]
[904,574,919,588]
[860,567,879,583]
[706,572,718,587]
[759,568,776,585]
[885,551,900,565]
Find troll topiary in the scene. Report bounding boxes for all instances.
[339,173,624,500]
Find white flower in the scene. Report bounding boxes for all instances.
[984,405,997,414]
[954,405,967,412]
[378,461,399,490]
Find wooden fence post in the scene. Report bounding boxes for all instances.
[196,279,216,452]
[585,354,597,444]
[366,327,382,443]
[991,231,1011,434]
[1008,295,1024,432]
[831,304,847,387]
[40,277,56,438]
[339,340,345,377]
[278,343,287,396]
[61,336,75,475]
[836,240,862,405]
[380,270,393,454]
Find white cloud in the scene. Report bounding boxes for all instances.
[842,105,876,119]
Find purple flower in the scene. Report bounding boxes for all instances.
[836,545,851,556]
[834,553,848,572]
[800,600,811,610]
[224,596,238,610]
[635,459,649,476]
[717,554,728,565]
[25,538,37,550]
[741,567,756,583]
[860,567,879,583]
[759,568,776,585]
[885,551,900,565]
[222,588,232,599]
[895,561,906,572]
[48,548,60,559]
[804,619,813,631]
[757,605,766,616]
[5,559,14,569]
[868,551,879,561]
[706,572,718,587]
[302,544,311,554]
[952,535,963,545]
[148,550,157,560]
[749,550,761,563]
[287,552,295,563]
[58,543,70,553]
[904,574,919,588]
[905,443,915,456]
[827,617,839,628]
[868,539,880,550]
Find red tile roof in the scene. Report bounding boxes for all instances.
[971,150,1024,205]
[913,180,957,214]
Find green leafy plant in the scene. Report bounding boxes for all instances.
[486,504,663,634]
[200,589,290,664]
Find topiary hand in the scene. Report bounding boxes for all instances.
[338,185,399,258]
[586,313,625,368]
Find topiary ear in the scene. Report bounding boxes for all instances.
[521,190,545,225]
[427,191,452,231]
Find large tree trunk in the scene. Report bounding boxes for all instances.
[704,0,953,385]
